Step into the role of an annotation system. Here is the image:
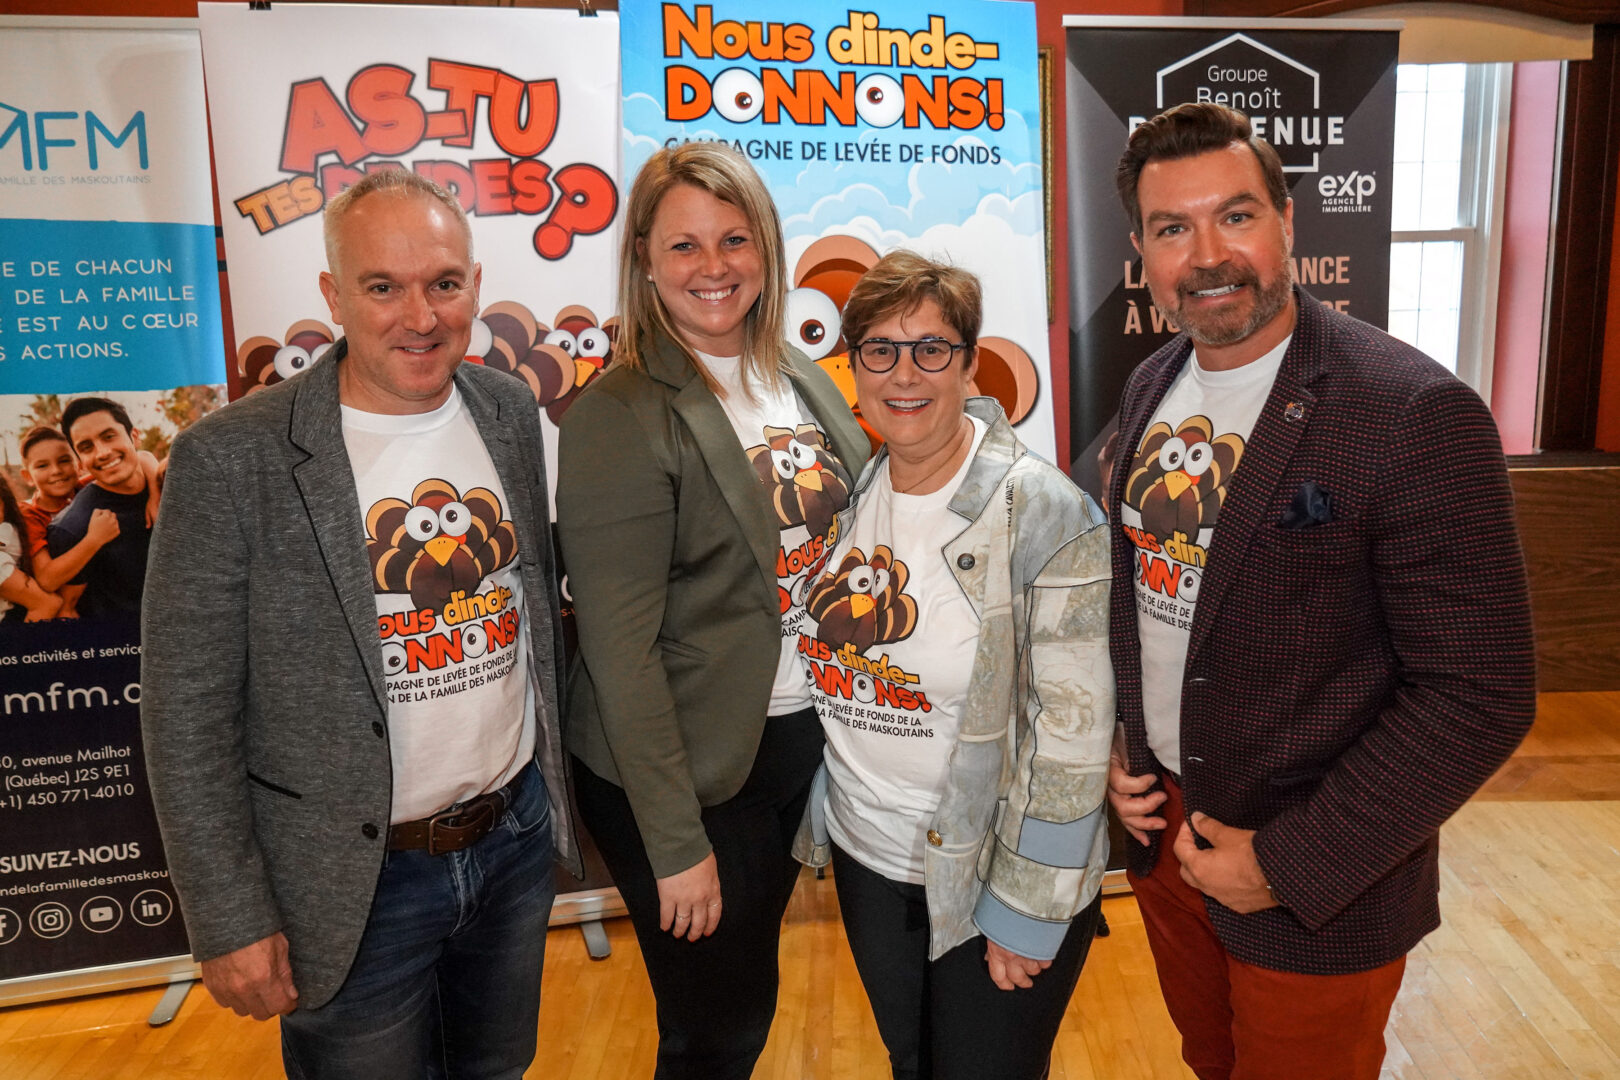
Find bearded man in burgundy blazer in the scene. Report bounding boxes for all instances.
[1103,103,1535,1080]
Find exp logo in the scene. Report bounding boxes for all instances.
[1317,170,1377,208]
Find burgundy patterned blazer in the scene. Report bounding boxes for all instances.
[1108,288,1535,975]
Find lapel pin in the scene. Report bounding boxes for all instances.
[1283,402,1306,422]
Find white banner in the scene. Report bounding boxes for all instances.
[199,2,622,483]
[197,0,627,906]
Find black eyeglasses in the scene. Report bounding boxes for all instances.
[852,337,968,373]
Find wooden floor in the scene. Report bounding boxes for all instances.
[2,691,1617,1079]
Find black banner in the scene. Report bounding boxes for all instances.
[1064,21,1399,462]
[0,617,188,980]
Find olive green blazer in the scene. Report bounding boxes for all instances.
[555,334,868,878]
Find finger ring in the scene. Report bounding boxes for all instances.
[675,912,690,921]
[707,901,720,907]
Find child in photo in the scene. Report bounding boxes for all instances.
[17,423,162,619]
[0,472,63,621]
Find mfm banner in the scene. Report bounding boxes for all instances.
[621,0,1054,459]
[1063,18,1399,462]
[0,22,225,988]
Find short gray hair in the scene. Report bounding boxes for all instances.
[323,169,473,272]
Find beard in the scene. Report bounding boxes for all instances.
[1151,261,1295,349]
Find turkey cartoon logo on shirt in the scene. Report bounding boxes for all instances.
[1123,415,1246,544]
[365,479,518,610]
[746,424,853,537]
[807,545,918,653]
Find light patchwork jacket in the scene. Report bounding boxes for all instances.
[795,397,1116,961]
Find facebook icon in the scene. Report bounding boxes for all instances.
[0,907,20,946]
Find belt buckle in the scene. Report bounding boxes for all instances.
[424,796,496,856]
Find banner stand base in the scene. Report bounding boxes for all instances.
[550,887,625,928]
[0,956,198,1010]
[147,978,195,1025]
[554,887,623,961]
[578,919,612,960]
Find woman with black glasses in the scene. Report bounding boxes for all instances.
[794,249,1116,1080]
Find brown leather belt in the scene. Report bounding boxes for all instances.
[388,787,509,856]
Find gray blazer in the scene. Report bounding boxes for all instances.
[141,346,578,1008]
[556,334,867,878]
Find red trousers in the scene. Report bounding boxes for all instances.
[1126,776,1406,1080]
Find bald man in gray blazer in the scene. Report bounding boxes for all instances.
[142,170,578,1078]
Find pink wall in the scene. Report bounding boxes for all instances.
[1491,61,1561,454]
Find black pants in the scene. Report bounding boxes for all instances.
[572,708,823,1080]
[832,845,1103,1080]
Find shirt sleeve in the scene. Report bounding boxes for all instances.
[1251,378,1535,927]
[976,482,1116,961]
[141,428,284,961]
[555,385,711,879]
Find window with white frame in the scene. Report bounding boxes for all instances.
[1387,62,1513,396]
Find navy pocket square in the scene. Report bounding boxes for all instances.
[1279,481,1334,529]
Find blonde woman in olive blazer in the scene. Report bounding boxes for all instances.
[555,143,867,1079]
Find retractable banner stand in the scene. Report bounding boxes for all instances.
[620,0,1055,461]
[0,19,226,1003]
[198,3,621,444]
[197,2,624,917]
[1063,18,1399,466]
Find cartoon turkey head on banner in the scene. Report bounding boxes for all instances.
[788,235,1039,452]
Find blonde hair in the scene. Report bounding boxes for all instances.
[616,143,789,396]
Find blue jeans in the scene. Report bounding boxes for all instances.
[280,762,555,1080]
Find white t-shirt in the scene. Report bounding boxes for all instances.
[1119,338,1289,774]
[702,352,854,715]
[341,387,535,823]
[804,416,987,883]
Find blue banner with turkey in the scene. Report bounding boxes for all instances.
[620,0,1055,460]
